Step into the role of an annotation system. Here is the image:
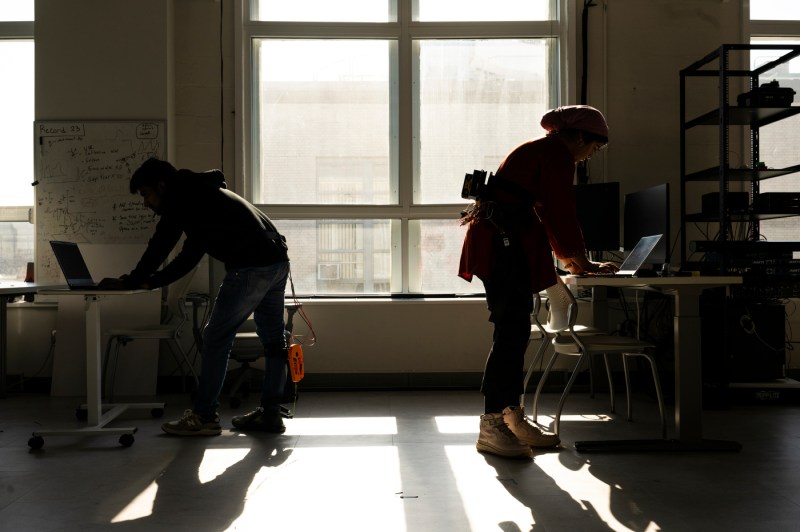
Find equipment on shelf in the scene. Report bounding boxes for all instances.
[701,191,749,216]
[737,80,795,107]
[752,192,800,214]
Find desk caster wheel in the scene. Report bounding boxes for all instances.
[119,434,135,447]
[28,436,44,450]
[75,408,88,421]
[151,408,164,418]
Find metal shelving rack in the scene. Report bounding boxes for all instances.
[679,44,800,275]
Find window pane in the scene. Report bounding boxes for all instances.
[751,0,800,20]
[278,219,395,295]
[0,222,33,281]
[417,0,551,22]
[0,0,33,21]
[255,40,395,205]
[409,220,484,294]
[252,0,394,22]
[0,40,34,207]
[416,39,552,204]
[751,38,800,242]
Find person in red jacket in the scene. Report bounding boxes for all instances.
[459,105,617,458]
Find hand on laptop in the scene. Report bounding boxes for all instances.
[594,261,619,274]
[97,276,152,290]
[562,255,619,275]
[97,277,127,290]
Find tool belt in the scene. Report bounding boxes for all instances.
[460,200,533,248]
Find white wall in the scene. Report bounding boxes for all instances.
[10,0,797,389]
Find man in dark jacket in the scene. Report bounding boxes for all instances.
[100,158,291,436]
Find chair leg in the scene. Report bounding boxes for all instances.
[602,353,615,413]
[623,352,667,439]
[644,354,667,439]
[522,335,550,409]
[167,339,200,391]
[532,346,560,422]
[554,353,588,435]
[622,354,633,421]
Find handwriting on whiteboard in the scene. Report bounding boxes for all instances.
[34,121,167,283]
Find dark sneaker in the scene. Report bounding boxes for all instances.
[162,409,221,436]
[231,407,286,433]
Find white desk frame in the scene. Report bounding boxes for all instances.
[30,290,164,448]
[563,275,743,452]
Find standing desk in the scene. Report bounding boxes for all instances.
[29,289,165,449]
[0,282,60,398]
[563,275,743,452]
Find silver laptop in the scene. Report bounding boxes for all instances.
[576,234,663,278]
[49,240,110,289]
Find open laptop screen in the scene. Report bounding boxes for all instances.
[49,241,97,288]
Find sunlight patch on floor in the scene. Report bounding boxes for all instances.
[445,445,536,531]
[434,416,478,433]
[284,416,398,435]
[110,481,158,523]
[197,447,252,483]
[228,446,407,532]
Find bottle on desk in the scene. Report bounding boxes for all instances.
[23,262,34,302]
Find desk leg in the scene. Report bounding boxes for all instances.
[29,293,165,449]
[0,296,7,398]
[574,284,741,453]
[85,295,102,425]
[671,287,702,441]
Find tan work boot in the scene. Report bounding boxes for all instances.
[476,413,533,459]
[503,406,560,448]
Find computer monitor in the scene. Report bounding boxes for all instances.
[575,182,620,252]
[624,183,670,265]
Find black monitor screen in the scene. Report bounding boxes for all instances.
[575,182,620,251]
[623,183,670,265]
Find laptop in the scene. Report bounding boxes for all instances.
[49,240,118,290]
[574,234,664,278]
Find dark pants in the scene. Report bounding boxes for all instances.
[481,242,533,414]
[194,261,290,417]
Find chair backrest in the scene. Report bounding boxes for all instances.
[544,276,577,332]
[531,292,548,339]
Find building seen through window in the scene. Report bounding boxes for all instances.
[246,2,558,294]
[750,0,800,245]
[0,10,34,281]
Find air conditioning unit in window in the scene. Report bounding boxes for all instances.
[317,263,341,281]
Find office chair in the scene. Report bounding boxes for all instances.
[102,268,200,400]
[226,330,261,408]
[226,302,303,409]
[521,280,604,409]
[530,278,666,438]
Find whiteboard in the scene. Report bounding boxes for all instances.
[34,120,166,283]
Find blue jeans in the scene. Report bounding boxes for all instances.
[193,261,290,417]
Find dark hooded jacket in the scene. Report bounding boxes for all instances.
[125,169,288,289]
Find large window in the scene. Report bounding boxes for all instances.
[0,3,34,281]
[749,2,800,244]
[240,0,565,295]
